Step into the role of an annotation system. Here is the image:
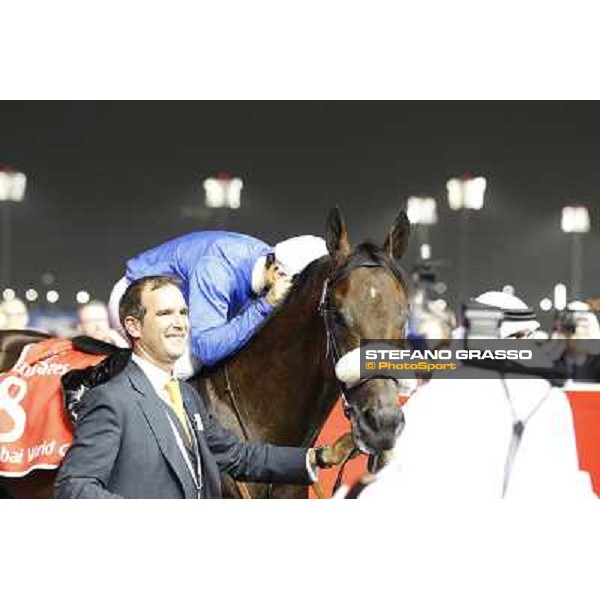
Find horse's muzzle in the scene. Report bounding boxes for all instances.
[353,403,405,453]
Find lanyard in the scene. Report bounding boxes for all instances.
[165,410,203,499]
[500,375,551,498]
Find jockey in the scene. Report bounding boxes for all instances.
[109,231,328,375]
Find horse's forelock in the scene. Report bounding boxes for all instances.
[335,242,410,293]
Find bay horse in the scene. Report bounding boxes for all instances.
[0,207,411,499]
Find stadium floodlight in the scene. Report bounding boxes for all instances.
[446,174,487,301]
[420,243,431,260]
[2,288,16,301]
[203,173,243,210]
[554,283,567,311]
[0,167,27,202]
[561,203,590,233]
[561,203,590,299]
[76,291,91,304]
[0,166,27,289]
[407,196,437,225]
[446,175,486,211]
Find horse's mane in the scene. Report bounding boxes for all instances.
[278,242,408,310]
[203,243,409,373]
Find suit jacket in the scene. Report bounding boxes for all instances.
[55,360,311,499]
[555,353,600,383]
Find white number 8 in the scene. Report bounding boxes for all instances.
[0,376,27,443]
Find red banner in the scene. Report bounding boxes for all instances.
[0,338,105,477]
[565,383,600,496]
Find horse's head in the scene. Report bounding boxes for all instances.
[320,207,410,454]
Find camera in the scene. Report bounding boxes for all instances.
[554,310,579,336]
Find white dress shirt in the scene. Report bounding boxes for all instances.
[131,352,173,404]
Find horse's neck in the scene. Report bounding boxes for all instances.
[217,261,340,446]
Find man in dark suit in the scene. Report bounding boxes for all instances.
[552,306,600,383]
[55,275,347,499]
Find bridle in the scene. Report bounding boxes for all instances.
[317,256,408,455]
[220,252,408,497]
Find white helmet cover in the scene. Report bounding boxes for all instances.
[274,235,328,277]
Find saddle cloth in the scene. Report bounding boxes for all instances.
[0,338,106,477]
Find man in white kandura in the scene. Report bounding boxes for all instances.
[355,291,594,500]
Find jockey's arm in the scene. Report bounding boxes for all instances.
[188,260,274,366]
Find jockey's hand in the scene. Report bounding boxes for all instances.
[313,432,356,469]
[265,272,292,307]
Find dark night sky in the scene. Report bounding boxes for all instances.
[1,101,599,314]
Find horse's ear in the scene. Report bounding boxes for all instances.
[383,210,410,260]
[325,206,352,260]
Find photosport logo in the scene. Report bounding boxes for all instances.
[359,339,555,380]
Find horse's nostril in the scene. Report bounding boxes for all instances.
[362,405,403,431]
[362,408,379,429]
[393,408,405,434]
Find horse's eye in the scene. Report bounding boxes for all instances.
[333,312,348,328]
[338,309,357,330]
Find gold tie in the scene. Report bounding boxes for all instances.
[165,379,192,445]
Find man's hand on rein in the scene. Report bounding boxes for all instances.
[312,432,356,469]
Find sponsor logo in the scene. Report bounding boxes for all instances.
[14,360,70,378]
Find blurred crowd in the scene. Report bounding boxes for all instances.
[0,295,127,347]
[2,259,600,379]
[406,261,600,383]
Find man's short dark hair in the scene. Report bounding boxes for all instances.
[119,275,182,329]
[265,252,276,269]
